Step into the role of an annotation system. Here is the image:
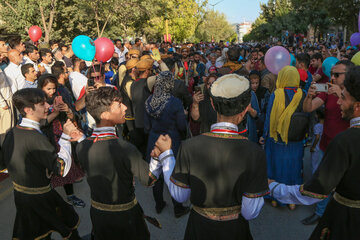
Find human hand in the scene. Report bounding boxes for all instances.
[155,134,172,153]
[192,91,204,104]
[69,128,84,142]
[63,119,78,136]
[307,83,317,98]
[327,83,341,98]
[259,136,265,145]
[38,64,46,74]
[150,146,161,158]
[58,103,69,113]
[94,81,106,89]
[268,179,275,185]
[2,106,9,110]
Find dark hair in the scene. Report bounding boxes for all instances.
[37,74,58,89]
[110,57,119,66]
[259,56,265,64]
[335,60,355,72]
[8,36,22,49]
[296,53,310,68]
[114,39,122,43]
[87,64,105,78]
[71,55,82,66]
[51,61,65,79]
[310,53,323,61]
[162,58,175,72]
[21,63,34,77]
[49,40,58,47]
[0,37,7,42]
[135,38,141,44]
[39,48,52,60]
[24,44,38,55]
[249,70,261,79]
[12,88,46,116]
[227,48,240,62]
[85,87,122,123]
[344,66,360,102]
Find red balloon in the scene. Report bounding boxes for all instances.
[28,26,42,42]
[94,37,115,62]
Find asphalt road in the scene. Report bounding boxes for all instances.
[0,148,316,240]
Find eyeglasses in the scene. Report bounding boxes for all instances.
[330,72,346,78]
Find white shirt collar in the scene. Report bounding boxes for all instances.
[210,122,238,134]
[92,126,117,137]
[350,117,360,127]
[19,118,41,132]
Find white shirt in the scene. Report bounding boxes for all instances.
[69,71,88,100]
[0,69,13,108]
[39,62,52,74]
[115,46,128,63]
[23,56,39,72]
[4,62,26,93]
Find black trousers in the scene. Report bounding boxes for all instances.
[153,173,183,210]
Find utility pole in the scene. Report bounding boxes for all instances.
[209,0,224,11]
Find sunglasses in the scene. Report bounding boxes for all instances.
[330,72,346,78]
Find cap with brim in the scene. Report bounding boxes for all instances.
[126,58,139,70]
[128,49,140,56]
[136,59,154,71]
[210,74,251,116]
[140,55,151,60]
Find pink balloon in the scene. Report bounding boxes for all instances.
[94,37,115,62]
[264,46,291,75]
[28,26,42,42]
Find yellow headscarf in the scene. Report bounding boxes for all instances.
[269,66,303,144]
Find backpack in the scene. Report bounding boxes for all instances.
[284,90,309,142]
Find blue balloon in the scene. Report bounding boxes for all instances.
[290,54,296,67]
[322,57,339,78]
[72,35,95,61]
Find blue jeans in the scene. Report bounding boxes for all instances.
[315,193,332,217]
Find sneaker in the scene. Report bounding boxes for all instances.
[67,195,86,208]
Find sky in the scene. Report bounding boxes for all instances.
[209,0,268,24]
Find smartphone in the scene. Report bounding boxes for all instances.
[314,83,328,92]
[194,86,202,93]
[88,77,95,87]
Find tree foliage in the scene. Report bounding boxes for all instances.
[194,10,236,42]
[246,0,360,42]
[0,0,207,43]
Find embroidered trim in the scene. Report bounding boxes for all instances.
[299,185,328,199]
[320,227,330,240]
[12,182,51,195]
[202,132,248,140]
[57,158,65,176]
[87,136,119,141]
[333,192,360,208]
[243,190,270,198]
[91,198,137,212]
[170,176,190,189]
[192,205,241,221]
[148,172,158,186]
[16,125,35,131]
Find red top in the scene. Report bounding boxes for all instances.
[314,67,329,83]
[317,92,349,151]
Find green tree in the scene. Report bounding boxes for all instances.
[194,10,236,42]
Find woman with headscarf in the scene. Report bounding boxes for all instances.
[144,71,189,217]
[260,66,309,210]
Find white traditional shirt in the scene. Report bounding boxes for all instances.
[4,62,26,93]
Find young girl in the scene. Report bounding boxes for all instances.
[38,74,85,208]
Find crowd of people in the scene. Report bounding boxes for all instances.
[0,34,359,240]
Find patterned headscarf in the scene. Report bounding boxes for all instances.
[145,71,175,119]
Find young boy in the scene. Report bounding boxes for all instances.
[1,88,82,239]
[76,87,162,240]
[310,108,325,173]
